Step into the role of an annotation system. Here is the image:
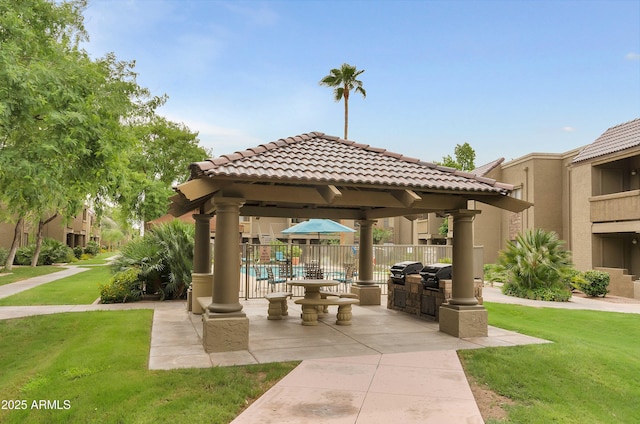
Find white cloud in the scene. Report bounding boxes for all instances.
[159,113,263,156]
[562,126,576,132]
[625,52,640,61]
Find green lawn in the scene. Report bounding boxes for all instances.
[0,266,65,287]
[0,266,110,305]
[0,311,297,424]
[459,303,640,423]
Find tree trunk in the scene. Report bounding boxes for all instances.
[4,216,24,271]
[344,90,349,140]
[30,220,45,267]
[30,213,58,267]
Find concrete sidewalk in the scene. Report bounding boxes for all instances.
[231,350,484,424]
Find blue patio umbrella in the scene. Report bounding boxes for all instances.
[282,219,355,266]
[281,219,355,236]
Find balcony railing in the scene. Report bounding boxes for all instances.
[590,189,640,222]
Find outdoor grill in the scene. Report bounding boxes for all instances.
[389,261,423,285]
[420,263,453,289]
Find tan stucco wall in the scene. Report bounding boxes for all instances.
[569,163,593,271]
[500,158,529,241]
[0,222,25,250]
[471,201,502,264]
[474,149,581,266]
[393,216,416,245]
[499,154,568,239]
[531,159,565,237]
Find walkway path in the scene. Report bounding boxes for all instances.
[1,271,639,423]
[0,266,89,300]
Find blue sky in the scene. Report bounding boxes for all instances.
[82,0,640,167]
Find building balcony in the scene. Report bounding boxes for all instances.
[590,189,640,223]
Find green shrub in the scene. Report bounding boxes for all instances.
[290,245,302,258]
[111,220,195,300]
[73,246,84,259]
[100,268,143,303]
[149,220,195,298]
[15,239,74,265]
[438,257,452,264]
[495,229,574,301]
[438,218,448,236]
[502,283,572,301]
[573,270,610,297]
[561,267,586,291]
[40,238,74,264]
[84,240,100,256]
[484,263,508,284]
[0,247,8,266]
[15,245,36,265]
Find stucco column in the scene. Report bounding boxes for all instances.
[357,219,376,284]
[208,198,244,313]
[351,219,381,305]
[202,197,249,353]
[450,210,479,306]
[439,209,487,338]
[190,213,213,314]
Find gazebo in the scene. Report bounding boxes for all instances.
[169,132,531,353]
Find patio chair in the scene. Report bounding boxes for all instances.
[334,264,355,289]
[253,265,269,292]
[304,261,324,279]
[266,267,286,292]
[278,261,296,279]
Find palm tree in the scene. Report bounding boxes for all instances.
[319,63,366,140]
[497,228,572,291]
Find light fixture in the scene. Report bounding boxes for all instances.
[633,238,638,245]
[632,169,638,176]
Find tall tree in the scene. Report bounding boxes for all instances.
[437,142,476,171]
[319,63,366,140]
[0,0,89,268]
[116,115,210,224]
[0,0,161,267]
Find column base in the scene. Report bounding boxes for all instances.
[191,273,213,315]
[439,304,488,338]
[351,284,381,305]
[202,311,249,353]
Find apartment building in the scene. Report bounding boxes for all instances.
[0,206,100,251]
[392,118,639,297]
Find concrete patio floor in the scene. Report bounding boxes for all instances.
[148,297,549,424]
[148,297,550,370]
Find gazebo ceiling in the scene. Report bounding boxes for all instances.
[170,132,532,219]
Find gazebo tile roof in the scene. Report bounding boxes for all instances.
[190,132,513,193]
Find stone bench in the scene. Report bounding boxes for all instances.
[319,291,359,312]
[265,291,292,320]
[294,298,359,326]
[197,296,212,312]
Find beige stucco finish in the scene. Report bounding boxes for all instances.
[202,314,249,353]
[439,305,488,338]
